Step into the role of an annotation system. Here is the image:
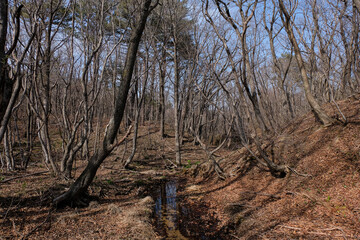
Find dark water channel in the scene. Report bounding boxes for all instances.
[153,179,189,239]
[153,179,223,240]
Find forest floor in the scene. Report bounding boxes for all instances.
[0,94,360,239]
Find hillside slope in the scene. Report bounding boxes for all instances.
[0,95,359,239]
[184,95,360,239]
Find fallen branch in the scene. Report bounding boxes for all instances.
[280,225,349,239]
[2,197,15,220]
[285,191,317,202]
[287,166,312,177]
[280,225,302,230]
[228,203,256,208]
[12,219,24,239]
[165,158,178,168]
[21,209,52,240]
[1,171,49,184]
[230,234,241,240]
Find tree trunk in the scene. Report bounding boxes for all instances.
[4,129,14,170]
[0,0,13,127]
[279,0,334,126]
[159,49,166,138]
[173,40,181,166]
[354,0,360,14]
[36,6,59,175]
[124,57,149,169]
[53,0,157,207]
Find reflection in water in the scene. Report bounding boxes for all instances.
[153,180,222,240]
[154,180,188,240]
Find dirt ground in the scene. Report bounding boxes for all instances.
[1,95,360,239]
[0,123,217,240]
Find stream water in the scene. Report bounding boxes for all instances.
[153,179,189,239]
[153,179,223,240]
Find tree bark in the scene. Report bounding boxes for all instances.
[173,38,182,166]
[54,0,157,207]
[0,0,9,124]
[354,0,360,14]
[159,48,166,138]
[124,56,149,169]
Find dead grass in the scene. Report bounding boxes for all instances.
[116,196,159,240]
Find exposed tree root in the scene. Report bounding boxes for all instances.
[54,190,97,208]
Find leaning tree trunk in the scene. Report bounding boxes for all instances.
[0,0,10,124]
[279,0,334,126]
[0,4,33,144]
[53,0,157,207]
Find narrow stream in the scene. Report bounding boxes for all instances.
[153,179,222,240]
[153,179,189,239]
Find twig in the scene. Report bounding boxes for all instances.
[107,125,133,152]
[228,203,256,208]
[1,171,49,184]
[165,158,178,168]
[280,225,349,239]
[286,166,312,177]
[21,209,52,240]
[117,168,137,173]
[320,227,347,240]
[285,191,317,202]
[12,219,24,239]
[230,234,241,240]
[2,197,14,220]
[280,225,301,230]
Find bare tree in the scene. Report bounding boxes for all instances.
[54,0,158,207]
[204,0,272,134]
[124,53,150,169]
[278,0,334,126]
[0,1,36,143]
[263,0,295,120]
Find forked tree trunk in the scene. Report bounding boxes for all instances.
[279,0,334,126]
[54,0,158,207]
